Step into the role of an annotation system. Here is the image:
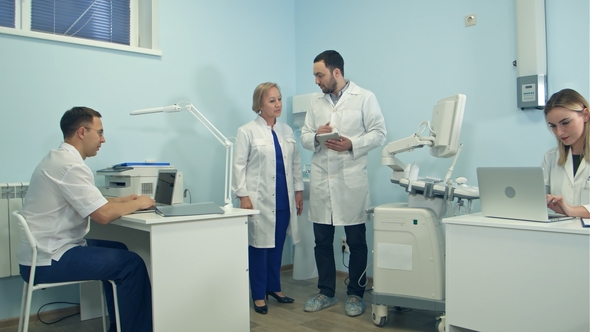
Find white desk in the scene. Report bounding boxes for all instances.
[85,208,257,331]
[443,213,590,332]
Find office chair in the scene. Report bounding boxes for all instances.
[12,211,121,332]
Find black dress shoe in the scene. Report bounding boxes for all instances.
[266,291,295,303]
[253,300,268,314]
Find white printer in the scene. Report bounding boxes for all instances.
[97,163,184,205]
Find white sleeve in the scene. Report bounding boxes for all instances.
[349,92,387,159]
[58,163,107,218]
[291,131,304,192]
[233,127,251,198]
[301,98,320,152]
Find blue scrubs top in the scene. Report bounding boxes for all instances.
[272,130,289,211]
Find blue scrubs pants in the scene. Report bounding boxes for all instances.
[248,209,290,301]
[20,239,153,332]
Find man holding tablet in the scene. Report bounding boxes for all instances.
[301,50,387,317]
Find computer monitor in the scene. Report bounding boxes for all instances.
[429,94,466,158]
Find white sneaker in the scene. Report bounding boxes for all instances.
[303,294,338,312]
[344,295,366,317]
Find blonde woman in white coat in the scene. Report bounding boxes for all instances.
[543,88,590,218]
[233,82,304,315]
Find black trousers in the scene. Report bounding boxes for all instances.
[313,222,367,298]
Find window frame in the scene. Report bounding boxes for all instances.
[0,0,161,56]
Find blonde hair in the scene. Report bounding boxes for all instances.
[252,82,280,114]
[544,88,590,166]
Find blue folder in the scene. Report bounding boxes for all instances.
[113,162,171,167]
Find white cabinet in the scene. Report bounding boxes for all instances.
[443,213,590,332]
[85,209,254,331]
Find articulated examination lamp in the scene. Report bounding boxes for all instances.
[131,102,234,210]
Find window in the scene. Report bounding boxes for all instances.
[31,0,130,45]
[0,0,15,28]
[0,0,160,56]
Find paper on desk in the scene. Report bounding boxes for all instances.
[582,218,590,228]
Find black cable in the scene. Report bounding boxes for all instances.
[341,245,349,269]
[183,189,192,203]
[341,245,349,286]
[37,302,81,325]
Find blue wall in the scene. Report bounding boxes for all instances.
[0,0,296,321]
[0,0,588,322]
[294,0,589,274]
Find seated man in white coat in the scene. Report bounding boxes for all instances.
[19,107,155,331]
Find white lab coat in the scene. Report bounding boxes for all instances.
[542,147,590,214]
[233,116,303,248]
[300,81,387,225]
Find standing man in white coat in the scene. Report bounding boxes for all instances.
[301,50,387,317]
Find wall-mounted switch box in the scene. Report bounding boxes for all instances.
[517,74,546,110]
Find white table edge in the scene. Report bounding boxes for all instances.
[443,212,590,235]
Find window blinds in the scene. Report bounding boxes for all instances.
[31,0,130,45]
[0,0,15,28]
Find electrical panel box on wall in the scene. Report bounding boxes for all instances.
[517,74,546,110]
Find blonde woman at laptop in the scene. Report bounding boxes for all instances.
[543,88,590,218]
[233,82,304,315]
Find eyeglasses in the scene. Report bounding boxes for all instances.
[84,127,104,137]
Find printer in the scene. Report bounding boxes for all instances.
[97,164,184,205]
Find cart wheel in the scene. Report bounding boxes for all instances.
[436,315,445,332]
[371,304,388,327]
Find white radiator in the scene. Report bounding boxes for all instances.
[0,182,28,278]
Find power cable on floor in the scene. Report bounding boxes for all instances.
[37,302,80,325]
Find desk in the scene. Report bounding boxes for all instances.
[443,213,590,332]
[85,208,257,331]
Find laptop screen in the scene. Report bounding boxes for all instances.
[153,169,177,205]
[476,167,568,222]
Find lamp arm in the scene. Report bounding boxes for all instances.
[184,104,234,210]
[131,102,235,210]
[185,104,233,148]
[224,145,234,210]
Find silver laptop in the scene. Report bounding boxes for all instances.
[476,167,573,222]
[132,169,177,213]
[155,202,225,217]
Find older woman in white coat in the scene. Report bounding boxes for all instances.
[233,82,304,315]
[543,88,590,218]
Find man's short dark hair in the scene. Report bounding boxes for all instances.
[314,50,344,76]
[60,107,102,139]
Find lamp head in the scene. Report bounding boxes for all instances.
[130,104,182,116]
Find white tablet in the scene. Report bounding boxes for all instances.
[317,131,341,145]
